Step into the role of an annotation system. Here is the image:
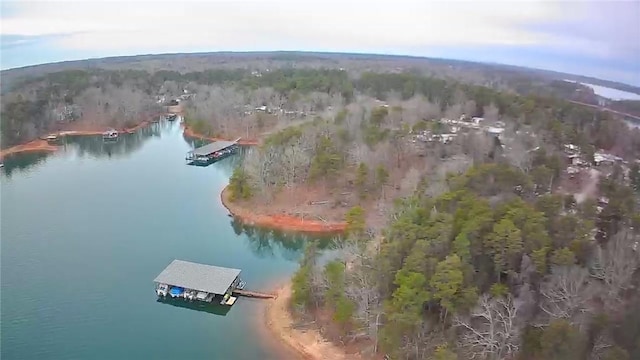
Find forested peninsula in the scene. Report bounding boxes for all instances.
[3,53,640,359]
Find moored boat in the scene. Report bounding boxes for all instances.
[102,129,119,140]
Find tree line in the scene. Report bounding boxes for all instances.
[3,67,639,157]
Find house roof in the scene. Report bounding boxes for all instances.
[190,140,237,156]
[153,259,241,295]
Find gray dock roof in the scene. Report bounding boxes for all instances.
[190,140,237,156]
[153,259,241,295]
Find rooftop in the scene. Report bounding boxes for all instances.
[153,259,241,295]
[189,140,238,156]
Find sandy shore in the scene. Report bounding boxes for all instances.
[264,283,360,360]
[221,186,347,233]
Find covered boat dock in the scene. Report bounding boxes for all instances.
[186,139,239,166]
[154,259,242,305]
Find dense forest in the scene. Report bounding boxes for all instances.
[3,53,640,359]
[287,163,639,359]
[226,69,639,219]
[222,62,639,359]
[3,53,639,147]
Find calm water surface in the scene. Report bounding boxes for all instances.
[1,121,324,359]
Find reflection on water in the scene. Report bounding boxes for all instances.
[182,134,211,149]
[1,152,51,179]
[156,297,232,317]
[65,124,163,159]
[2,123,333,261]
[2,122,256,177]
[1,118,318,360]
[1,121,178,176]
[230,217,338,261]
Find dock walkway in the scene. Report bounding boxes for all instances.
[233,289,277,299]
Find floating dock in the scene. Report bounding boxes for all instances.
[154,259,242,306]
[153,259,273,307]
[185,139,240,166]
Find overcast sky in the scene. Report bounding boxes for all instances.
[1,0,639,85]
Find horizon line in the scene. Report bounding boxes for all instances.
[2,49,638,90]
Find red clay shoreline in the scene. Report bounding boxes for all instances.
[0,115,159,161]
[2,119,347,235]
[220,186,348,233]
[0,139,59,159]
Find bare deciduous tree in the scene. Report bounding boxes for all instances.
[462,132,494,165]
[591,230,640,311]
[539,265,595,327]
[399,167,422,196]
[454,294,522,360]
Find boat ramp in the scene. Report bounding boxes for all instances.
[153,259,274,307]
[185,138,240,166]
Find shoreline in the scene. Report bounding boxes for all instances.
[2,115,263,160]
[0,117,157,161]
[182,125,259,146]
[0,139,59,160]
[220,186,347,233]
[263,283,359,360]
[3,116,354,359]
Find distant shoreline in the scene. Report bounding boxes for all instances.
[0,116,156,161]
[0,113,258,161]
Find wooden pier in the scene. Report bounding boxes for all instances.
[233,289,277,299]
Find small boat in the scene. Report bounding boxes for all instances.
[169,286,185,298]
[0,163,4,168]
[156,283,169,297]
[236,280,246,290]
[102,129,119,140]
[45,134,59,142]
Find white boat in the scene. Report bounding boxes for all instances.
[156,283,168,297]
[102,129,119,140]
[236,280,246,290]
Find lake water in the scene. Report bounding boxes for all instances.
[1,121,326,359]
[581,83,640,101]
[563,79,640,101]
